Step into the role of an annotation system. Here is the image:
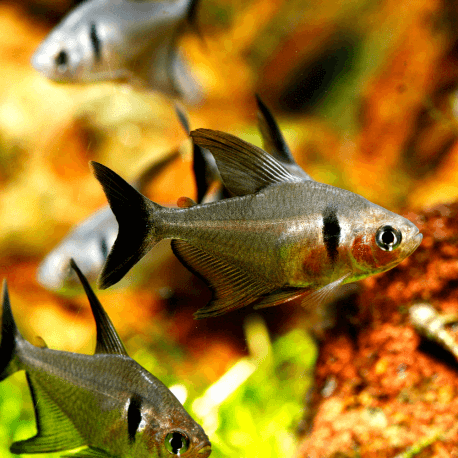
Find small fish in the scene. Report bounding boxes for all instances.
[37,151,179,293]
[31,0,201,102]
[91,129,422,318]
[1,259,211,457]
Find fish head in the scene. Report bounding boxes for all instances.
[346,204,422,278]
[37,235,112,293]
[135,400,211,457]
[31,4,118,84]
[32,23,90,82]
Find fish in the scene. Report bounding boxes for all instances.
[90,129,423,318]
[1,259,211,457]
[37,150,180,293]
[31,0,201,102]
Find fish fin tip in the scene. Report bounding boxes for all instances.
[191,129,300,196]
[70,260,128,356]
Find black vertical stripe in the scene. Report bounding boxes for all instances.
[90,23,101,62]
[100,237,109,260]
[322,206,340,263]
[127,396,142,442]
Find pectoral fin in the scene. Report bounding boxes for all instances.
[171,240,274,318]
[299,274,350,311]
[70,259,128,356]
[10,374,85,454]
[190,129,301,196]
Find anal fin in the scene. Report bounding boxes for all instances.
[171,240,274,318]
[10,374,85,454]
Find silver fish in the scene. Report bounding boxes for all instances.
[37,151,179,293]
[31,0,201,102]
[90,129,422,318]
[1,259,211,457]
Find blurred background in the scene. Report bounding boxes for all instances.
[1,0,458,456]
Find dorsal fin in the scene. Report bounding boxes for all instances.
[256,94,294,163]
[131,149,180,193]
[175,105,221,202]
[70,259,128,356]
[190,129,301,196]
[256,95,313,180]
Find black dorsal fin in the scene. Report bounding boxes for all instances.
[70,259,128,356]
[255,94,294,164]
[190,129,301,196]
[132,149,180,193]
[256,95,313,181]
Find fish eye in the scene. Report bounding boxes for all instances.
[55,50,68,71]
[165,431,190,455]
[376,225,402,251]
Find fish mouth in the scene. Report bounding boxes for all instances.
[196,444,212,456]
[406,231,423,256]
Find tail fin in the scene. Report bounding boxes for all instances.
[0,280,23,381]
[90,162,163,290]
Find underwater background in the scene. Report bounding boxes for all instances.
[1,0,458,456]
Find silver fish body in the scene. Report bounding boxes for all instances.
[31,0,201,102]
[91,129,422,318]
[37,151,179,293]
[1,261,211,457]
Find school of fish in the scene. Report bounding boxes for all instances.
[0,0,426,455]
